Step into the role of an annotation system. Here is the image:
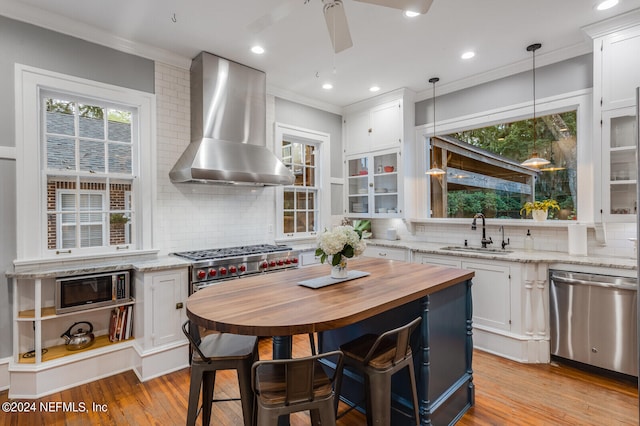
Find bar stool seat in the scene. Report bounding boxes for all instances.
[252,350,344,426]
[339,317,422,426]
[182,320,258,426]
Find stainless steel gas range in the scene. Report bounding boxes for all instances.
[172,244,300,294]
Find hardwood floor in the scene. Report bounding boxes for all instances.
[1,335,637,425]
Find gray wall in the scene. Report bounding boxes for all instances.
[274,98,343,178]
[0,15,155,358]
[416,54,593,126]
[0,160,16,359]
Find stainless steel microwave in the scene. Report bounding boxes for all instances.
[55,270,131,314]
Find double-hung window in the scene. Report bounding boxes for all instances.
[44,93,136,250]
[275,123,331,240]
[15,65,154,260]
[282,140,318,236]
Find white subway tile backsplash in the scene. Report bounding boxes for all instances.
[153,62,278,254]
[369,218,635,259]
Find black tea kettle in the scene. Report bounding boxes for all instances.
[61,321,95,351]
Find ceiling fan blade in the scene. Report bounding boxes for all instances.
[353,0,434,14]
[323,0,353,53]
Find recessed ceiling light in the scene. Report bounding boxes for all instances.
[322,83,333,90]
[251,45,265,54]
[596,0,618,10]
[369,86,380,92]
[404,10,420,17]
[461,51,475,60]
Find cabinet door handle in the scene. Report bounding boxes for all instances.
[378,252,387,257]
[176,302,183,309]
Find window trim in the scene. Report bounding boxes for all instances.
[275,123,331,241]
[415,89,592,223]
[15,64,156,262]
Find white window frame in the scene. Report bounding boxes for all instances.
[15,64,156,262]
[415,89,593,224]
[275,123,331,241]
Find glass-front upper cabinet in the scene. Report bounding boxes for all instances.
[602,107,637,220]
[345,149,401,217]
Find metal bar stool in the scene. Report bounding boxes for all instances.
[339,317,422,426]
[182,320,258,426]
[252,350,344,426]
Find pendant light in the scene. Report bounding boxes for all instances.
[521,43,550,167]
[426,77,446,175]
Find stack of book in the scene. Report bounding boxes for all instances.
[109,305,133,342]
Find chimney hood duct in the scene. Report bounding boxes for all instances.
[169,52,294,186]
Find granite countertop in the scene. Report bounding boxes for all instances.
[7,238,636,279]
[5,255,191,279]
[361,239,637,270]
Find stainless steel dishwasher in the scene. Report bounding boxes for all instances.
[549,270,638,376]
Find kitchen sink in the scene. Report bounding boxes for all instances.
[440,246,513,255]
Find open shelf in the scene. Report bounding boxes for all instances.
[16,299,135,321]
[18,334,134,364]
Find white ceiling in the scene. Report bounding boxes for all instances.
[2,0,640,111]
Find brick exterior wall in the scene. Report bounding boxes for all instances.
[46,180,131,248]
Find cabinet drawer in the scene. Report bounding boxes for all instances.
[299,251,321,267]
[363,246,407,261]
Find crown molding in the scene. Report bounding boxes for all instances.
[267,84,343,116]
[0,3,191,69]
[582,7,640,39]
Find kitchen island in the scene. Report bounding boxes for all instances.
[187,257,475,425]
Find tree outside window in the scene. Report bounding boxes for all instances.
[429,110,577,220]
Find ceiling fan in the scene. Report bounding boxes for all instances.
[321,0,434,52]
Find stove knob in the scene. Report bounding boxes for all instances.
[208,268,217,277]
[197,270,206,279]
[269,261,276,267]
[261,261,268,269]
[292,257,299,264]
[219,267,227,275]
[229,265,237,274]
[277,259,284,266]
[239,264,247,272]
[285,258,292,265]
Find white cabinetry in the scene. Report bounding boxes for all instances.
[133,267,189,381]
[344,100,402,155]
[415,253,549,363]
[601,108,637,220]
[599,25,640,111]
[345,149,402,217]
[342,88,416,218]
[299,250,321,267]
[463,261,511,332]
[587,17,640,222]
[9,274,136,398]
[7,263,190,398]
[363,245,408,261]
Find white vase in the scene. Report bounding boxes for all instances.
[330,256,348,279]
[532,209,548,221]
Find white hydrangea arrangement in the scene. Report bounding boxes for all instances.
[315,225,367,266]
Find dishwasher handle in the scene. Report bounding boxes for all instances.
[550,274,637,291]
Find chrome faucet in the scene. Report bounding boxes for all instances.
[499,225,510,250]
[471,213,493,248]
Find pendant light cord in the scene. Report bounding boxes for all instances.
[429,78,439,140]
[527,43,541,153]
[429,77,440,166]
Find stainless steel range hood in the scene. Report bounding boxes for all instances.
[169,52,294,186]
